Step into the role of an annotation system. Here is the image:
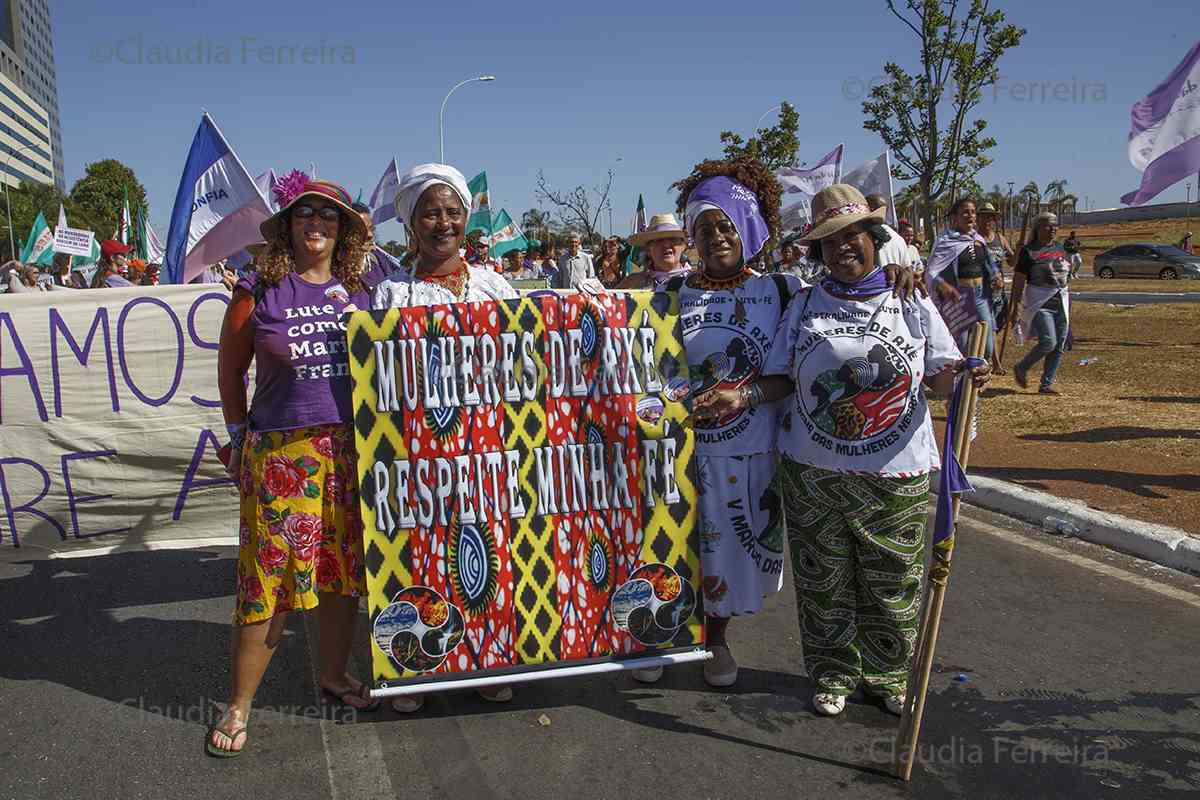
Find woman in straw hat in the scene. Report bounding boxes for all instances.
[371,163,517,711]
[210,176,377,757]
[373,164,518,308]
[617,213,691,290]
[764,184,989,717]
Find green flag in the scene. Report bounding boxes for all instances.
[466,171,491,234]
[136,207,149,261]
[120,186,132,245]
[488,209,528,258]
[19,211,54,266]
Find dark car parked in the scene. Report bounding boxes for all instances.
[1093,243,1200,279]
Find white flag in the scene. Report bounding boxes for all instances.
[843,151,896,226]
[368,158,400,225]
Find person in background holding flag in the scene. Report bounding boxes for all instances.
[210,178,377,758]
[765,183,988,718]
[1010,212,1073,396]
[617,213,691,290]
[91,240,135,288]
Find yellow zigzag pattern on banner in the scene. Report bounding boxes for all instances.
[628,293,701,646]
[496,297,559,663]
[347,308,412,683]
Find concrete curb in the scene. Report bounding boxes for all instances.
[943,474,1200,575]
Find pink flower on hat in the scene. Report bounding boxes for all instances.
[272,169,311,208]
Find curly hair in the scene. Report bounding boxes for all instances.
[671,156,783,255]
[255,208,370,293]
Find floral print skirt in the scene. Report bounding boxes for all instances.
[234,424,367,625]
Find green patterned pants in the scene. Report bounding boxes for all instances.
[778,460,929,698]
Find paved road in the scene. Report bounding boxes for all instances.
[1072,290,1200,304]
[3,505,1198,800]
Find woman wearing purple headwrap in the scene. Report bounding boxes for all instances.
[618,158,796,688]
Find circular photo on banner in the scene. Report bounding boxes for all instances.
[372,586,466,673]
[611,563,696,647]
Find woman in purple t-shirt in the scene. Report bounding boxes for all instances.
[208,178,373,757]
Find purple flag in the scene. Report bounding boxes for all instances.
[933,368,978,544]
[1121,41,1200,206]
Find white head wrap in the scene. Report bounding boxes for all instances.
[396,163,472,226]
[684,201,722,240]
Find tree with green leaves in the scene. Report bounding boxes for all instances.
[862,0,1024,237]
[68,159,148,241]
[0,180,67,260]
[718,101,800,171]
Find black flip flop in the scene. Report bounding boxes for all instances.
[205,724,247,758]
[321,682,382,713]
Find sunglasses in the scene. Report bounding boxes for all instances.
[292,204,341,222]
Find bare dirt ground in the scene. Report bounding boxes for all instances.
[932,302,1200,534]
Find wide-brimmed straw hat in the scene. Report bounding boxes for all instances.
[800,184,886,243]
[978,202,1000,216]
[629,213,688,246]
[259,179,367,242]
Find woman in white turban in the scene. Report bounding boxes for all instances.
[373,163,518,308]
[370,165,517,712]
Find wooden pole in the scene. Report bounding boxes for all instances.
[894,322,987,781]
[996,201,1032,367]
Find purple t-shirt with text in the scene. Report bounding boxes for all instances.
[237,271,368,433]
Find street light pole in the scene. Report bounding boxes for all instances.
[3,142,48,260]
[439,75,496,162]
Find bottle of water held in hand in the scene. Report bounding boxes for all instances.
[1042,516,1080,537]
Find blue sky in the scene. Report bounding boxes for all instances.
[52,0,1200,240]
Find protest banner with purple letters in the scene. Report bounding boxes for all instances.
[0,286,235,553]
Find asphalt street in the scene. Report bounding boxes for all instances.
[2,505,1198,800]
[1072,290,1200,304]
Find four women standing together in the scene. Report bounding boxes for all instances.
[211,158,989,757]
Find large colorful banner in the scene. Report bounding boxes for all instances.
[347,292,702,692]
[0,285,236,554]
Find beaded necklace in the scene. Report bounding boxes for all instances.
[687,265,755,324]
[413,259,471,303]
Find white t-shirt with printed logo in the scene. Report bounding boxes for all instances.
[679,273,802,456]
[764,286,961,477]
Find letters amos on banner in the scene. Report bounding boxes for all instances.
[347,292,703,692]
[0,286,236,553]
[53,226,96,257]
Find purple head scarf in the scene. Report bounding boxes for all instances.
[683,176,770,260]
